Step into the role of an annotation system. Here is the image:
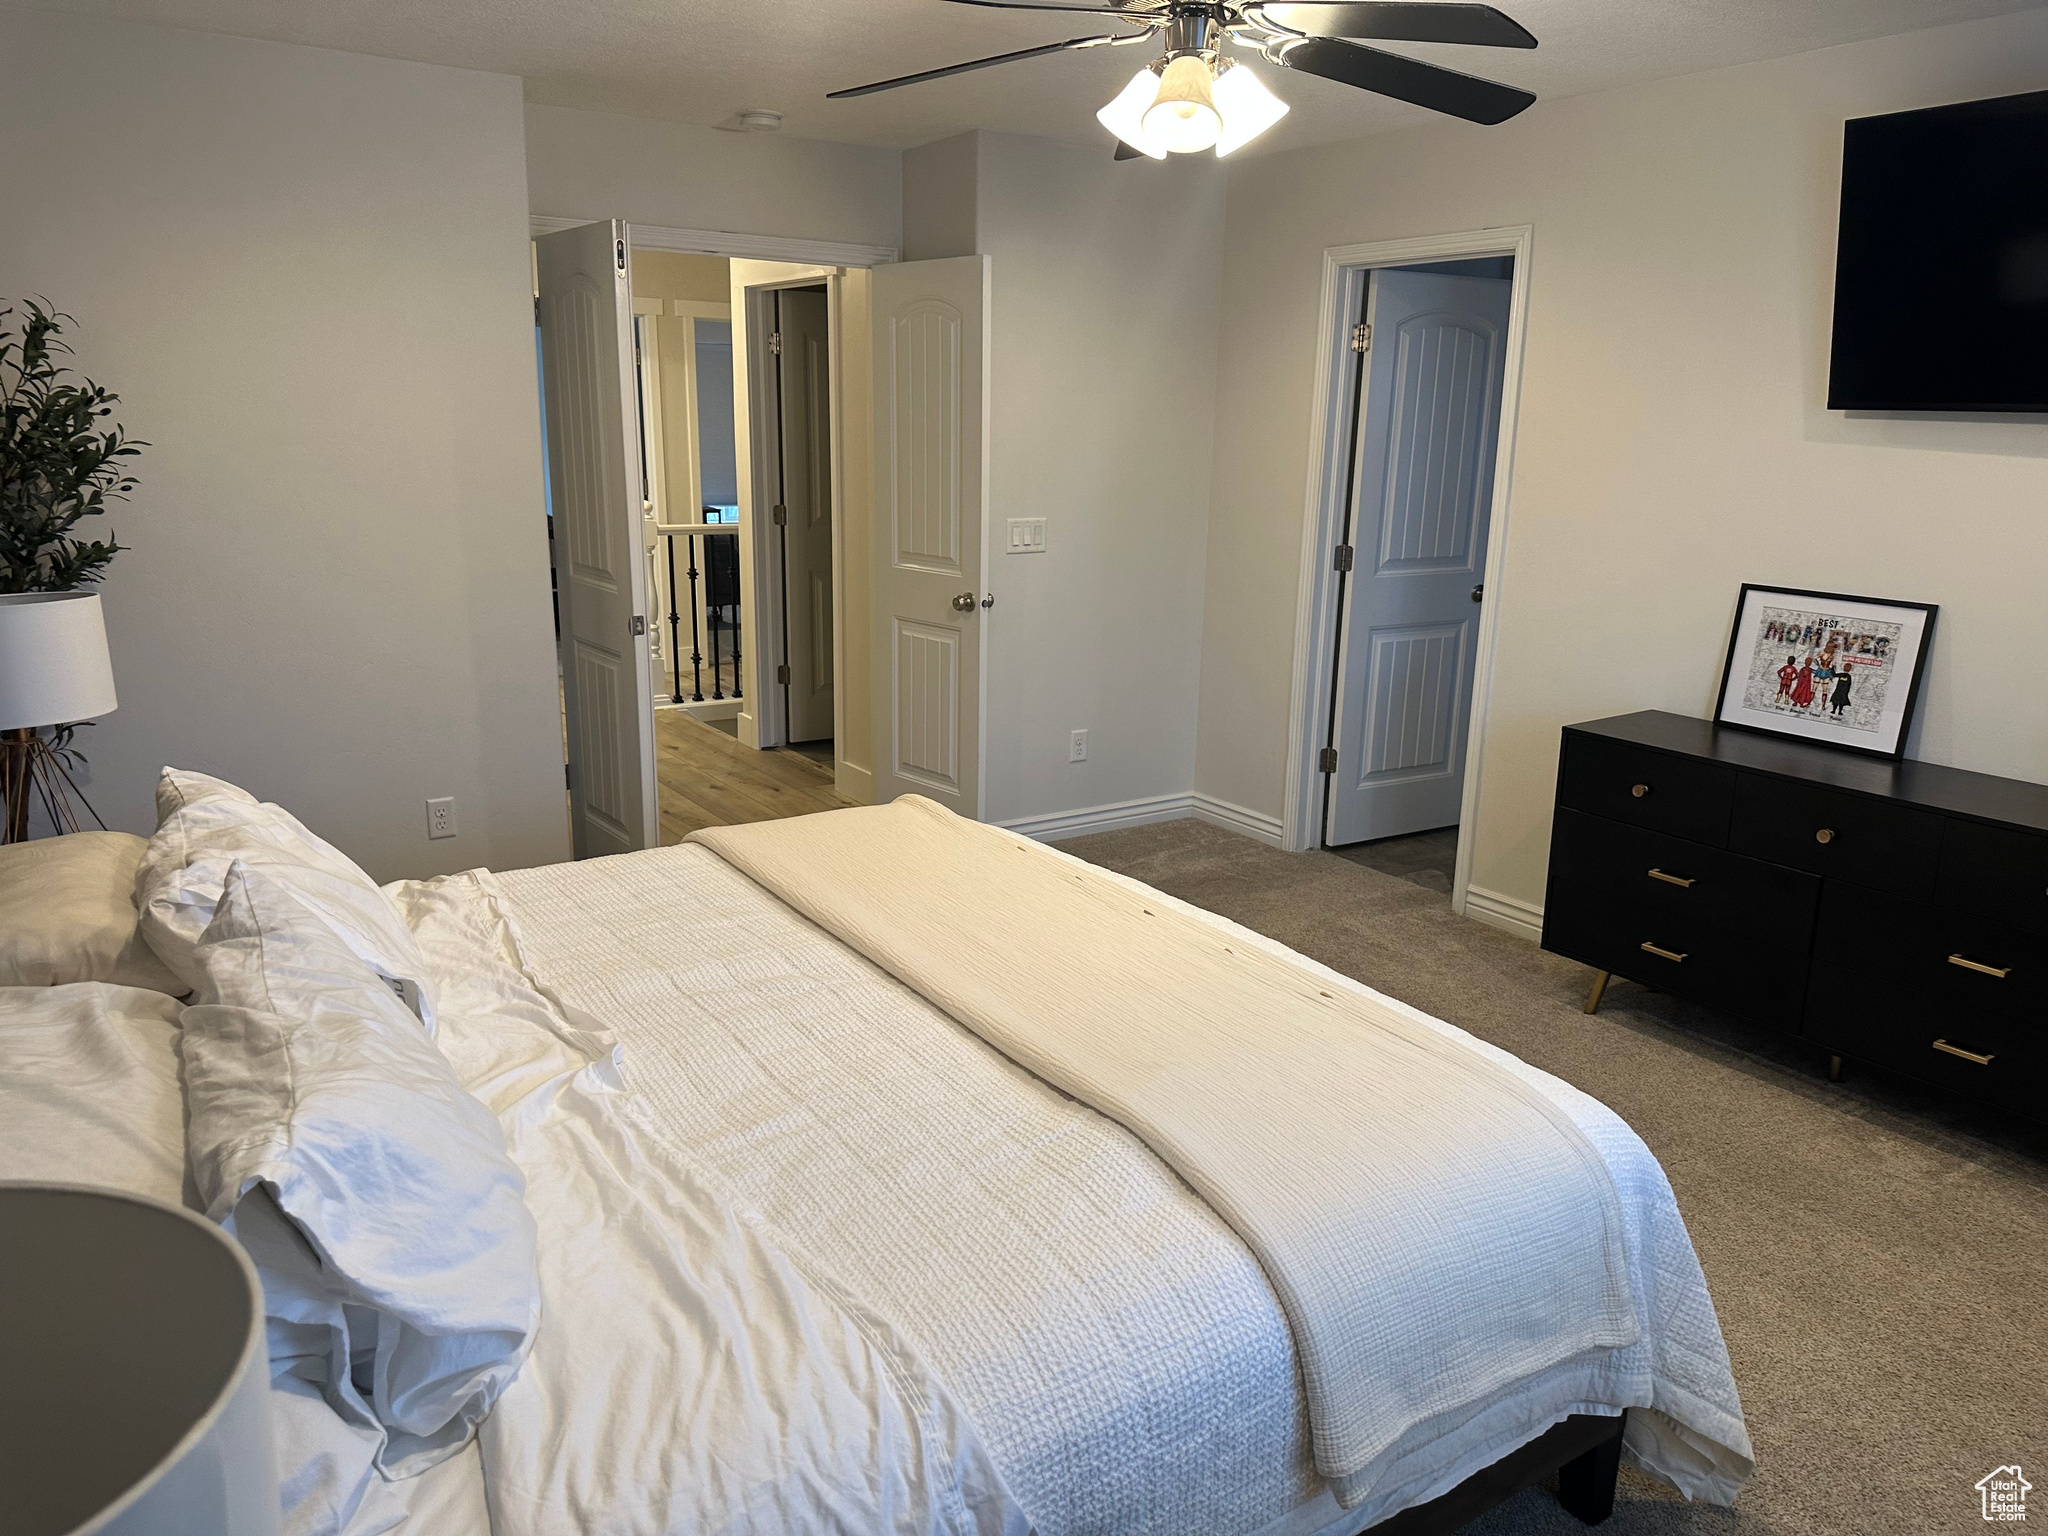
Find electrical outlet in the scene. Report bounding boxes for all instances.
[426,797,457,840]
[1069,729,1088,764]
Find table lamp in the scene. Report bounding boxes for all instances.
[0,591,119,843]
[0,1183,278,1536]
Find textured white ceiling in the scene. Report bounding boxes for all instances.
[28,0,2048,156]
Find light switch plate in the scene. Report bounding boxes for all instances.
[1007,517,1047,555]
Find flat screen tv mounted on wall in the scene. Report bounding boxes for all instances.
[1827,88,2048,412]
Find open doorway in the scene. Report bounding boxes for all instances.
[534,225,874,854]
[1282,230,1532,922]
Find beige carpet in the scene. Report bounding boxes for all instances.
[1053,819,2047,1536]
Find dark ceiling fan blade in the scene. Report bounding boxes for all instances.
[1113,137,1145,160]
[828,33,1141,99]
[1275,36,1534,123]
[1253,3,1535,48]
[939,0,1165,15]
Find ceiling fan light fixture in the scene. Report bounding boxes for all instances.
[1210,59,1289,156]
[1097,67,1169,159]
[1141,52,1223,153]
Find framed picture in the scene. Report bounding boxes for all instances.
[1713,585,1936,759]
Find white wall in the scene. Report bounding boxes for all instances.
[904,133,1227,827]
[526,103,901,248]
[1196,10,2048,913]
[0,11,569,879]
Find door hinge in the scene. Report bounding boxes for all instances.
[771,503,788,526]
[776,663,792,686]
[1333,544,1355,573]
[1350,322,1372,353]
[534,295,542,327]
[564,763,572,789]
[616,239,627,273]
[1319,747,1339,774]
[630,614,647,637]
[768,331,783,356]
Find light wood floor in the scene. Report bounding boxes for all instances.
[655,709,847,845]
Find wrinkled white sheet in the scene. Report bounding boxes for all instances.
[0,980,485,1536]
[493,842,1753,1536]
[390,872,1030,1536]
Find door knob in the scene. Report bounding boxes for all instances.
[952,591,976,612]
[1471,583,1484,603]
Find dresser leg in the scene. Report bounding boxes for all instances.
[1582,971,1611,1015]
[1828,1054,1844,1083]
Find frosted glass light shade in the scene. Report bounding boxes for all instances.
[1097,68,1168,159]
[0,592,118,730]
[1212,61,1291,156]
[1142,54,1223,153]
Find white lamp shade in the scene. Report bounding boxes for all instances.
[0,1183,278,1536]
[0,592,118,730]
[1097,68,1169,159]
[1213,61,1291,156]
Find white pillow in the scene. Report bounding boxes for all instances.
[0,982,191,1203]
[0,832,184,993]
[137,767,437,1033]
[180,861,540,1478]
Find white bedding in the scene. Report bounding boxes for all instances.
[393,871,1029,1536]
[482,841,1751,1535]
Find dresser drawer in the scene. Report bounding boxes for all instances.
[1549,808,1819,942]
[1556,733,1735,845]
[1544,885,1809,1029]
[1813,891,2047,1027]
[1805,958,2043,1116]
[1728,774,1942,896]
[1939,819,2048,936]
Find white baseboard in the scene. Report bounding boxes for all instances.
[1461,884,1544,942]
[836,760,873,805]
[1190,793,1286,848]
[999,791,1288,848]
[1000,793,1196,843]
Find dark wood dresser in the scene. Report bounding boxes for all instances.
[1542,711,2047,1116]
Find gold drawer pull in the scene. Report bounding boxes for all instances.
[1814,828,1835,844]
[1947,954,2013,979]
[1630,783,1650,798]
[1932,1039,1995,1066]
[1640,941,1688,962]
[1647,868,1695,888]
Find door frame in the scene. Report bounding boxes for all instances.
[733,266,846,761]
[532,217,894,817]
[1280,226,1534,926]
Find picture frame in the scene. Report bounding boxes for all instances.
[1713,585,1936,760]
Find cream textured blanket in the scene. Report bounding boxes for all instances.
[691,797,1641,1501]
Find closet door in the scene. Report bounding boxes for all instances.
[537,220,658,859]
[1325,269,1510,847]
[869,256,991,820]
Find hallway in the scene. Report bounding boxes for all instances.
[655,708,847,844]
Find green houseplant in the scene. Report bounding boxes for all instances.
[0,301,144,838]
[1,300,142,593]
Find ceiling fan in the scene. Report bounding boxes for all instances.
[829,1,1538,160]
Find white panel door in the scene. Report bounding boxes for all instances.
[779,288,835,744]
[1326,270,1511,847]
[537,220,658,859]
[869,256,990,820]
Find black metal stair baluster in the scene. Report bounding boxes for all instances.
[727,533,742,700]
[685,534,703,702]
[664,534,685,704]
[708,532,725,701]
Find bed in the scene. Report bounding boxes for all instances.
[0,775,1753,1536]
